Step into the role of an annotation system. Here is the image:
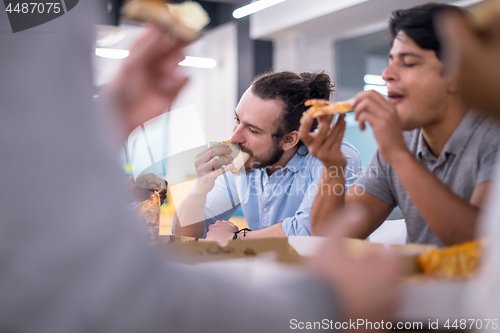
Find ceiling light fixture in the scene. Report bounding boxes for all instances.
[95,48,130,59]
[233,0,286,19]
[178,56,217,69]
[364,74,385,86]
[451,0,483,8]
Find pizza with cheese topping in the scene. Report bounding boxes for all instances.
[214,140,250,174]
[417,240,483,278]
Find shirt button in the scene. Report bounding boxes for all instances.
[263,208,268,213]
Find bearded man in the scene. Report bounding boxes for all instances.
[172,71,361,243]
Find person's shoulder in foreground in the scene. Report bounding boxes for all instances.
[0,4,401,330]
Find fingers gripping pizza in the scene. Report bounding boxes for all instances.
[133,191,161,242]
[214,140,250,174]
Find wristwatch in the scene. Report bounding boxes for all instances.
[233,228,251,240]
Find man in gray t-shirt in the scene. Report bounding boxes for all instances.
[300,3,499,247]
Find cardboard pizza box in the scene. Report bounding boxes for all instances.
[158,236,435,276]
[159,236,476,325]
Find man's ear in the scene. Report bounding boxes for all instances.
[282,130,300,152]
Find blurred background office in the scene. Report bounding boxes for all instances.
[94,0,483,232]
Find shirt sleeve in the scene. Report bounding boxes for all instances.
[1,6,346,331]
[170,174,240,237]
[476,124,500,186]
[354,150,397,207]
[281,159,323,236]
[341,139,362,189]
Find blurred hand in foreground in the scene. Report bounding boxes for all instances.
[437,5,500,116]
[309,206,401,324]
[107,26,189,136]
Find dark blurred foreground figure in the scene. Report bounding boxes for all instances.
[300,3,500,247]
[437,1,500,328]
[0,1,399,331]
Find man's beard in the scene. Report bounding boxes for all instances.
[235,142,284,172]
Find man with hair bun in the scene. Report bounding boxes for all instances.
[173,71,361,244]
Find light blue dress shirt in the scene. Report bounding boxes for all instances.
[199,140,361,237]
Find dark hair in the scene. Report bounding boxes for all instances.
[251,71,334,150]
[389,3,464,60]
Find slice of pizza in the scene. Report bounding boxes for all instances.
[214,140,250,174]
[300,99,354,124]
[133,191,161,242]
[122,0,210,42]
[417,240,483,279]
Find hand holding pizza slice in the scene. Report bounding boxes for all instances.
[213,140,250,174]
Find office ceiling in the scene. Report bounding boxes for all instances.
[251,0,461,40]
[201,0,248,3]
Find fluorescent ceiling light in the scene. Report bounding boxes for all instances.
[364,84,388,96]
[233,0,286,19]
[451,0,483,8]
[364,74,385,86]
[178,56,217,69]
[95,48,129,59]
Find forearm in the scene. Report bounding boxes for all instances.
[236,223,286,239]
[392,152,479,245]
[172,212,205,238]
[172,183,208,238]
[311,167,346,236]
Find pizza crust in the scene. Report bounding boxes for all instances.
[133,191,161,242]
[300,99,354,124]
[214,140,250,174]
[122,0,210,42]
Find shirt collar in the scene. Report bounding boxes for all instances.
[416,110,483,161]
[416,131,432,161]
[281,145,309,174]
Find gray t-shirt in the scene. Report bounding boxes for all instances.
[355,111,500,246]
